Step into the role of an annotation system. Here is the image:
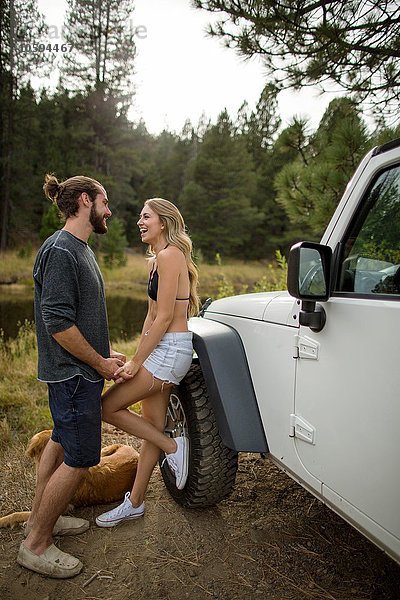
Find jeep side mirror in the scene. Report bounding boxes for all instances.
[287,242,332,332]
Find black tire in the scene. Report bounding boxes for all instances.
[159,364,238,507]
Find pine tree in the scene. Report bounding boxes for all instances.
[62,0,136,101]
[233,84,300,257]
[137,127,198,208]
[0,0,51,248]
[179,110,261,260]
[275,98,369,237]
[59,1,138,229]
[9,84,43,242]
[239,83,281,163]
[194,1,400,117]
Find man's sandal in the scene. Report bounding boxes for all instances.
[24,515,89,537]
[17,542,83,578]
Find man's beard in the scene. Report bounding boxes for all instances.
[90,204,108,234]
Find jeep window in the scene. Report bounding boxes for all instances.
[336,165,400,296]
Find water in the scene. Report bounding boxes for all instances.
[0,289,148,342]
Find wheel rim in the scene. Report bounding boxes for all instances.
[164,392,188,438]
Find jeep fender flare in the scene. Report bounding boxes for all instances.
[189,316,268,453]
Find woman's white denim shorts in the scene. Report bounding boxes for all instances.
[143,332,193,386]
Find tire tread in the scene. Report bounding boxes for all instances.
[160,364,238,507]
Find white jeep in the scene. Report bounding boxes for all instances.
[160,138,400,565]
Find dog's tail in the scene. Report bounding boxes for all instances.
[0,511,30,528]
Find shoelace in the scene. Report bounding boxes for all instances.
[112,493,133,516]
[115,502,130,516]
[161,455,177,473]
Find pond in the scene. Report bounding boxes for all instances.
[0,287,148,342]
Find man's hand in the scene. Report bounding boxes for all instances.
[98,357,125,380]
[113,359,140,384]
[110,350,127,364]
[52,326,125,381]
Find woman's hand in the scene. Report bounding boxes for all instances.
[113,359,140,384]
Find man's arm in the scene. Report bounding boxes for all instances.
[53,325,123,380]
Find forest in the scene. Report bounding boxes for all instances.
[1,0,400,261]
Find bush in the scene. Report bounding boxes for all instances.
[215,253,235,299]
[253,250,288,292]
[214,250,288,300]
[17,243,33,259]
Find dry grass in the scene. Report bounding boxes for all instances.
[1,248,284,298]
[0,438,35,515]
[0,322,49,446]
[198,258,272,296]
[80,252,281,299]
[0,249,35,284]
[101,252,274,297]
[100,252,148,296]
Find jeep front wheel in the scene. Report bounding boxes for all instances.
[159,364,238,507]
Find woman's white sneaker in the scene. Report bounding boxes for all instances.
[96,492,144,528]
[163,436,189,490]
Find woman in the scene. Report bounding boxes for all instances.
[96,198,199,528]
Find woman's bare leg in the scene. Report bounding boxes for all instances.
[129,388,172,507]
[102,366,177,459]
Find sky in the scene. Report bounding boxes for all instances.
[36,0,337,135]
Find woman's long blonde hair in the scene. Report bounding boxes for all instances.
[145,198,200,317]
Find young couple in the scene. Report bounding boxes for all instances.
[17,174,199,579]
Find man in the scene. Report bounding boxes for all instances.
[17,174,125,578]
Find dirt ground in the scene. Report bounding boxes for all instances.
[1,429,399,600]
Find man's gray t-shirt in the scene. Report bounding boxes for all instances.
[33,230,110,382]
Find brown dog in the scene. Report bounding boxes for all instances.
[0,429,139,528]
